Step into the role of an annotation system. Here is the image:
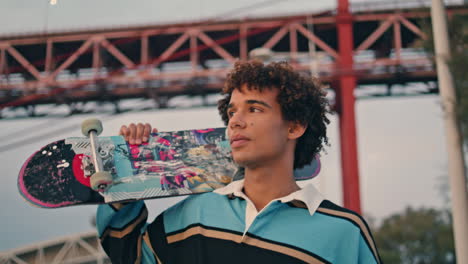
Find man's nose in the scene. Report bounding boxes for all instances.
[229,113,246,129]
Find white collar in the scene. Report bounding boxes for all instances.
[214,179,324,216]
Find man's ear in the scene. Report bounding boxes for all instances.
[288,121,307,140]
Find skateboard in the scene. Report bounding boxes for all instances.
[18,119,321,208]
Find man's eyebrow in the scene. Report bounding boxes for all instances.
[227,100,272,109]
[246,99,272,108]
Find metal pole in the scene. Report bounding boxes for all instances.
[431,0,468,262]
[337,0,362,214]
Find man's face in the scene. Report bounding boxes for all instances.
[227,85,292,169]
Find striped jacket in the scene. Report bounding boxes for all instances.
[97,181,381,263]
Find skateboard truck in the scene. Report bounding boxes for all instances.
[81,118,113,192]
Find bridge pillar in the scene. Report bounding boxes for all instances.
[336,0,362,214]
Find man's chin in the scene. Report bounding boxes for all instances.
[232,155,251,168]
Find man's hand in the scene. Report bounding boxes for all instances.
[119,123,158,144]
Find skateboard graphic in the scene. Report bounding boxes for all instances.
[18,119,321,208]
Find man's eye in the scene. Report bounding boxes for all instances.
[250,107,261,113]
[228,111,235,117]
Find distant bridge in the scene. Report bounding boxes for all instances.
[0,231,108,264]
[0,0,466,117]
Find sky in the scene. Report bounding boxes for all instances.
[0,0,458,253]
[0,0,335,36]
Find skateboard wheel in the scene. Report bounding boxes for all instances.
[81,118,103,137]
[90,171,113,192]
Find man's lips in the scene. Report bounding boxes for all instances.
[230,135,250,148]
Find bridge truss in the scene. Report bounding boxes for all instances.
[0,0,466,117]
[0,231,108,264]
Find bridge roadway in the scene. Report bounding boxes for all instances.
[0,0,467,116]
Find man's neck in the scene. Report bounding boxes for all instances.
[243,164,300,212]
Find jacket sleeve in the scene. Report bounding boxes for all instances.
[357,232,380,264]
[96,202,165,264]
[356,218,382,264]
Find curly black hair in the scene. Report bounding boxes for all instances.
[217,60,330,169]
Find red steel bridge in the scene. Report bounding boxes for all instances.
[0,0,467,213]
[1,0,466,115]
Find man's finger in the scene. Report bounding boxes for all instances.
[143,123,152,142]
[135,123,145,144]
[119,125,128,140]
[129,123,137,144]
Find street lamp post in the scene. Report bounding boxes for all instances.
[431,0,468,262]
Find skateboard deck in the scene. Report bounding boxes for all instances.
[18,127,320,208]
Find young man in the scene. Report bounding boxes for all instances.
[96,61,381,263]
